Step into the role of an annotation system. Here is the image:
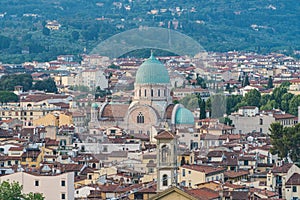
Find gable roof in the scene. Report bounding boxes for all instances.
[182,164,226,175]
[271,163,293,173]
[150,186,198,200]
[185,187,220,200]
[286,173,300,185]
[154,130,176,140]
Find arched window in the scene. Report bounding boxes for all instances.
[139,89,141,97]
[144,89,147,97]
[161,145,169,163]
[164,89,167,96]
[162,174,168,186]
[137,112,144,123]
[151,89,153,97]
[158,89,160,97]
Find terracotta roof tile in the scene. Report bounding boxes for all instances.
[286,173,300,185]
[8,146,24,151]
[154,130,176,139]
[101,104,129,120]
[224,170,249,178]
[182,164,226,175]
[185,187,219,200]
[272,163,293,173]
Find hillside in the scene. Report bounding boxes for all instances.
[0,0,299,63]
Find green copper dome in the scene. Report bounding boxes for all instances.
[175,107,195,125]
[135,54,170,84]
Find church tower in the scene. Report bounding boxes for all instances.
[90,103,99,122]
[155,130,178,192]
[89,102,99,130]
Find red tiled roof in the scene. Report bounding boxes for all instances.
[0,156,21,161]
[272,163,293,173]
[224,170,249,178]
[273,113,296,119]
[101,104,129,120]
[8,147,24,151]
[185,187,219,200]
[20,94,70,103]
[286,173,300,185]
[182,164,226,175]
[223,182,245,189]
[154,130,176,139]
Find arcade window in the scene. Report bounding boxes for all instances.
[137,112,144,123]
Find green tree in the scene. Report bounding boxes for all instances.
[269,123,300,163]
[260,94,271,107]
[0,181,23,199]
[260,100,276,111]
[0,35,11,50]
[269,123,289,159]
[281,93,294,113]
[71,31,80,41]
[198,97,206,119]
[267,76,273,89]
[205,97,211,116]
[42,27,50,36]
[219,117,233,125]
[95,86,111,99]
[34,78,58,93]
[242,74,250,87]
[0,181,44,200]
[272,86,287,108]
[243,89,261,107]
[186,97,199,111]
[195,74,207,89]
[288,95,300,116]
[226,95,243,114]
[0,91,19,103]
[288,127,300,163]
[280,81,291,88]
[0,74,33,91]
[25,192,45,200]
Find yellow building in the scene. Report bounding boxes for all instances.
[33,112,73,127]
[21,149,44,168]
[74,167,118,187]
[178,164,225,188]
[177,151,194,166]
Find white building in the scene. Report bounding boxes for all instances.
[229,108,296,134]
[75,69,108,90]
[0,172,74,200]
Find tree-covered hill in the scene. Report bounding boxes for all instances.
[0,0,299,63]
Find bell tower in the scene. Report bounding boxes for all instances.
[155,130,178,192]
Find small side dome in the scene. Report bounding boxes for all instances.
[91,103,99,109]
[175,107,195,125]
